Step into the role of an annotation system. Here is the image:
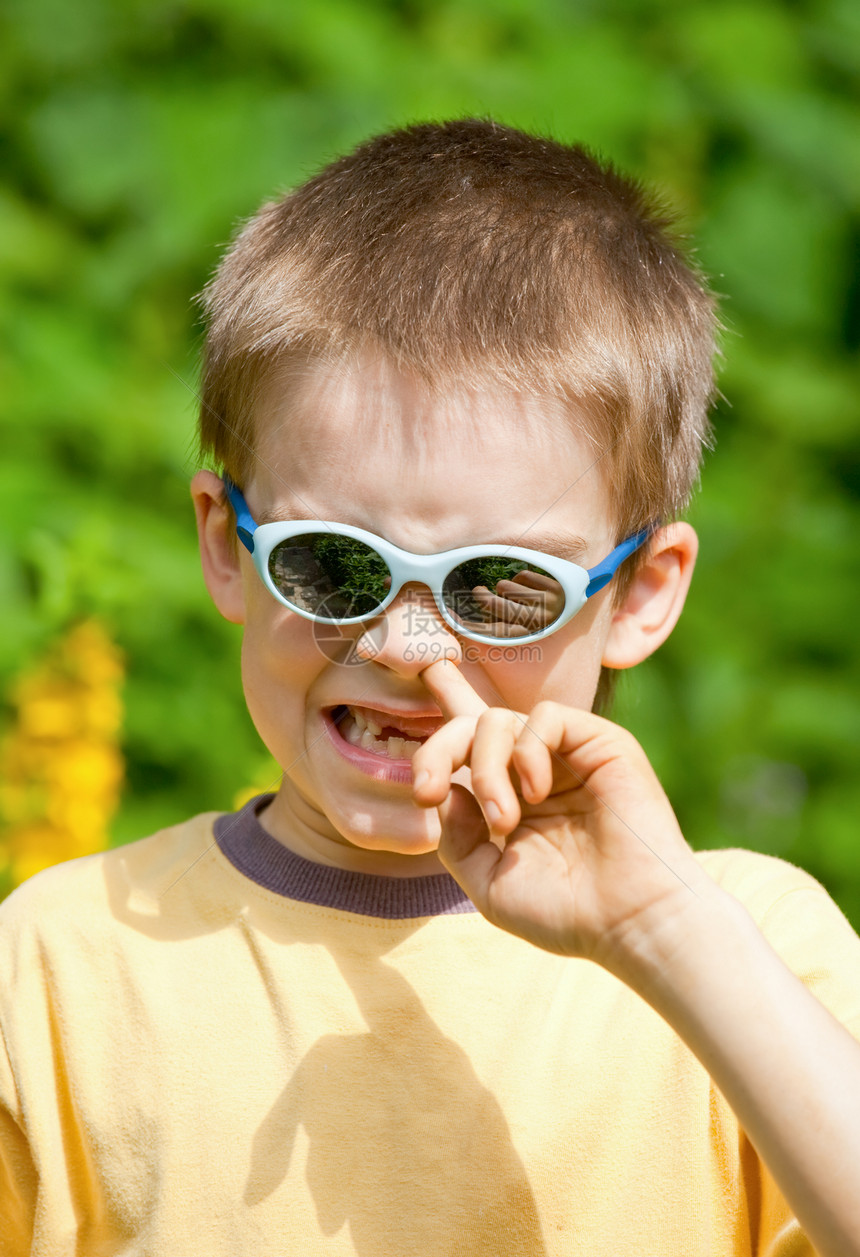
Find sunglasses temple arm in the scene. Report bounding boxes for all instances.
[585,527,652,597]
[222,477,258,554]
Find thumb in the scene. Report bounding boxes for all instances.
[436,784,502,906]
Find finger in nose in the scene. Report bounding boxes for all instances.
[353,586,463,670]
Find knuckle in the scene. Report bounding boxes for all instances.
[476,707,509,731]
[601,720,636,753]
[532,699,560,720]
[518,719,548,750]
[469,766,498,795]
[513,734,542,765]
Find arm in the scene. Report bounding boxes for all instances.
[413,660,860,1257]
[614,876,860,1257]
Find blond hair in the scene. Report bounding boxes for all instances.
[197,119,719,706]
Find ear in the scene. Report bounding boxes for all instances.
[600,522,698,668]
[190,470,246,625]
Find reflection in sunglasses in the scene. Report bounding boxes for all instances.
[448,570,565,637]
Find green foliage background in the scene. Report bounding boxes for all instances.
[1,0,858,918]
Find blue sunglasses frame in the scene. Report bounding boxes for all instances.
[224,477,651,646]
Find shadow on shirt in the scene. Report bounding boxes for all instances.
[242,939,548,1254]
[105,826,549,1254]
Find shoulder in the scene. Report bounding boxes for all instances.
[696,847,860,1034]
[694,847,832,919]
[694,846,856,941]
[0,811,222,953]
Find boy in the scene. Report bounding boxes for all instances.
[2,118,860,1255]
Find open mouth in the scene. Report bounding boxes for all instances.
[329,704,442,762]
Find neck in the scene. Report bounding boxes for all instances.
[258,784,450,878]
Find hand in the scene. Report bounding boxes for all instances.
[412,659,707,970]
[462,570,565,637]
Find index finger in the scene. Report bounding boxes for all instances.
[419,659,490,721]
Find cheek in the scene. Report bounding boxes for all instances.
[461,602,612,713]
[239,607,326,751]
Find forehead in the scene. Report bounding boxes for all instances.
[249,352,616,553]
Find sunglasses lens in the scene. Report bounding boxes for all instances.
[268,533,391,618]
[442,557,565,638]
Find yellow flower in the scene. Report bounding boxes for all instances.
[0,620,125,894]
[16,683,83,740]
[7,823,82,886]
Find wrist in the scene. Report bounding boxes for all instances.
[594,869,754,1005]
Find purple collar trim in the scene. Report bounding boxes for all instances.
[213,794,477,920]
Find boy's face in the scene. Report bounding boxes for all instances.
[197,355,642,875]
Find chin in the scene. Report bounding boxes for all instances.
[335,809,442,858]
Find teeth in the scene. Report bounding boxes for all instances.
[346,704,431,740]
[340,707,424,761]
[345,706,383,735]
[344,718,423,761]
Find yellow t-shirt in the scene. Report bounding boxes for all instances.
[2,797,860,1255]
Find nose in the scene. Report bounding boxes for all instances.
[352,583,463,675]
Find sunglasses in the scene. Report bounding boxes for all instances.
[224,478,650,646]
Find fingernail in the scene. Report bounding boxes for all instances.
[413,769,431,790]
[485,799,502,825]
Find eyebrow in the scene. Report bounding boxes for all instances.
[254,508,590,564]
[501,530,590,563]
